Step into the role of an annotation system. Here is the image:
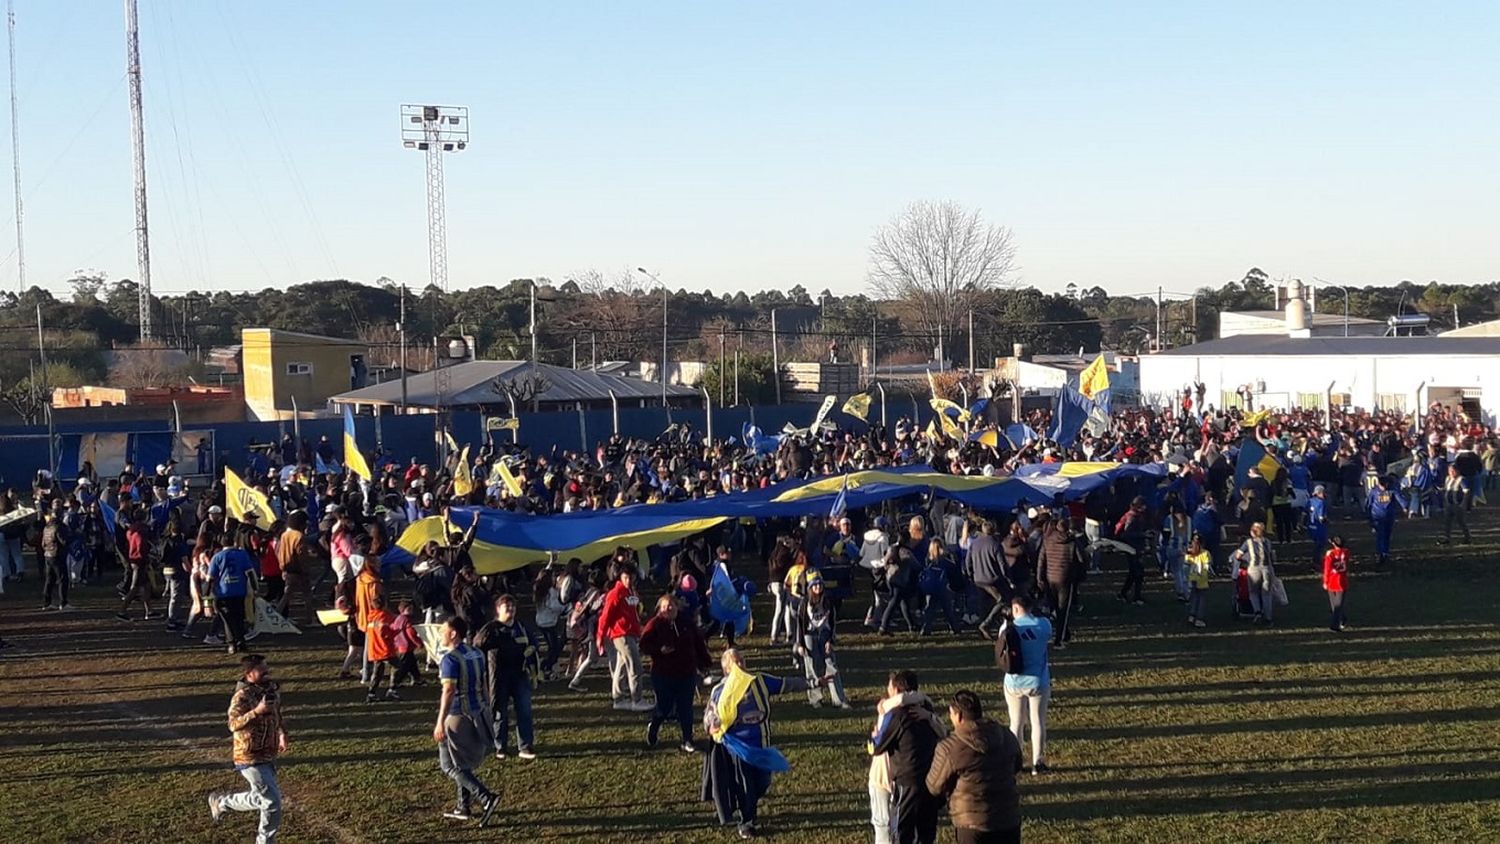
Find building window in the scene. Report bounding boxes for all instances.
[285,362,313,376]
[1378,393,1406,412]
[1297,392,1323,410]
[1220,390,1244,410]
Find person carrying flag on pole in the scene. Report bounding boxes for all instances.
[701,648,830,839]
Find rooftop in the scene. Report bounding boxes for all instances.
[1156,335,1500,357]
[329,360,699,408]
[1226,309,1383,326]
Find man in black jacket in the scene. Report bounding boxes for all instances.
[869,670,946,844]
[473,594,541,760]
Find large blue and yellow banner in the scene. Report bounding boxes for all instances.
[383,463,1166,574]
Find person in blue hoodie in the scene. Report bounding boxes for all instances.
[1191,499,1223,574]
[1307,484,1330,565]
[1364,476,1403,566]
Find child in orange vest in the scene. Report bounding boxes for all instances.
[364,594,401,702]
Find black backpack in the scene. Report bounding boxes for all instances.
[994,620,1026,675]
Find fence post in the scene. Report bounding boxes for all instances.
[703,388,713,444]
[609,390,619,436]
[289,396,301,450]
[876,382,887,428]
[577,403,588,452]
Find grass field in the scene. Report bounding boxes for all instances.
[3,509,1499,843]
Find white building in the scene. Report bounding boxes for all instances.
[1141,282,1500,420]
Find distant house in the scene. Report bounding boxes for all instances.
[241,328,369,421]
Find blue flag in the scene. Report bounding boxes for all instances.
[1051,385,1093,447]
[829,474,850,520]
[707,563,752,636]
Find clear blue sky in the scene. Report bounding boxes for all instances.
[3,1,1497,299]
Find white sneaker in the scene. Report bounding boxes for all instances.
[517,749,536,760]
[203,635,224,645]
[59,604,75,612]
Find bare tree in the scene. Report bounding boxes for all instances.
[867,201,1018,360]
[108,342,191,389]
[490,372,553,413]
[562,268,657,362]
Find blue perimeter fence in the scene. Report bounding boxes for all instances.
[0,399,942,488]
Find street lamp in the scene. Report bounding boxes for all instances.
[1312,277,1350,337]
[636,267,668,405]
[529,280,559,366]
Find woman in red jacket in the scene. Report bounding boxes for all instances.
[1322,535,1349,632]
[597,565,653,711]
[640,594,711,752]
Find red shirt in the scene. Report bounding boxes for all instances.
[596,581,643,642]
[1322,547,1349,592]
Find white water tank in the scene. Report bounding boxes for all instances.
[1285,278,1308,334]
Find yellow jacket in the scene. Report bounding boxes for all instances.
[1185,551,1212,589]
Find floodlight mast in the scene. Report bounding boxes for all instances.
[400,105,468,292]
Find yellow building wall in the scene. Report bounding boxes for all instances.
[242,329,364,421]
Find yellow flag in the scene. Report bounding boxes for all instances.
[496,460,524,498]
[225,467,274,527]
[453,445,474,497]
[930,397,971,422]
[1241,408,1271,428]
[443,430,460,453]
[841,393,872,422]
[1079,354,1110,400]
[938,411,964,440]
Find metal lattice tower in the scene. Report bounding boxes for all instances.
[125,0,152,339]
[401,105,467,292]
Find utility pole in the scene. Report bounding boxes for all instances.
[718,327,726,407]
[967,308,975,371]
[571,337,577,369]
[662,284,668,405]
[871,316,877,379]
[398,285,408,413]
[771,309,781,404]
[400,104,468,292]
[590,331,596,370]
[7,0,23,292]
[125,0,152,339]
[1155,285,1164,352]
[35,301,45,381]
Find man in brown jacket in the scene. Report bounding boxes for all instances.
[925,689,1023,844]
[275,511,313,625]
[208,654,287,844]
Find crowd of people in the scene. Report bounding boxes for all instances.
[1,393,1495,842]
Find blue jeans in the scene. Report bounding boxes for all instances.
[0,536,22,579]
[221,763,281,844]
[493,673,534,752]
[1373,519,1393,558]
[539,622,563,674]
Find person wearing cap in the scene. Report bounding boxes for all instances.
[207,654,287,844]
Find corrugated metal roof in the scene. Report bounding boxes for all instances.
[1226,310,1383,326]
[1157,335,1500,357]
[329,360,698,407]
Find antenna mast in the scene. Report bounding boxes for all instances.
[7,0,23,292]
[125,0,152,339]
